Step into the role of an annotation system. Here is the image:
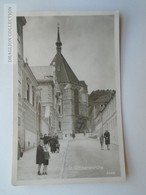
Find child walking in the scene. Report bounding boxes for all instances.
[43,143,50,175]
[36,138,44,175]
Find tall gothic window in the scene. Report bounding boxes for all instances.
[18,70,22,97]
[17,33,22,57]
[32,86,35,106]
[74,89,79,115]
[59,121,61,131]
[58,105,61,114]
[27,82,30,101]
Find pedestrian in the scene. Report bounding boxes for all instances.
[44,134,49,145]
[36,138,44,175]
[99,134,104,150]
[104,130,110,150]
[50,136,57,153]
[43,143,50,175]
[72,133,75,139]
[55,138,60,153]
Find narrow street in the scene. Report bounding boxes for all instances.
[17,139,69,180]
[62,135,121,178]
[17,134,121,180]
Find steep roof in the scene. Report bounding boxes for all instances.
[50,52,79,84]
[50,25,79,85]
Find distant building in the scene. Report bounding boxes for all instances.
[88,90,118,144]
[102,92,118,144]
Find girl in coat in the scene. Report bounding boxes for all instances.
[36,138,44,175]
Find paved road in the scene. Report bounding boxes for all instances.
[17,139,68,180]
[62,136,121,178]
[17,136,121,180]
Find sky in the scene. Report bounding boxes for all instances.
[23,14,116,93]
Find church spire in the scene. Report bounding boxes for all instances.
[56,23,62,53]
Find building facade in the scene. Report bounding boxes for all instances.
[88,90,118,144]
[51,26,88,139]
[31,26,88,139]
[30,65,62,138]
[17,17,48,150]
[102,92,118,144]
[17,17,88,145]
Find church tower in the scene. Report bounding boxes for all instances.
[50,25,88,138]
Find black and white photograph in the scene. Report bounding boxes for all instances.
[12,11,125,185]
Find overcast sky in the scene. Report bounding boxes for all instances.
[23,14,116,93]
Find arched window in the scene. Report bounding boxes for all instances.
[74,89,79,115]
[26,82,30,101]
[59,121,61,131]
[32,86,35,106]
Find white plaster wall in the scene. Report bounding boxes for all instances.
[25,129,37,148]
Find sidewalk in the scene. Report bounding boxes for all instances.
[88,136,119,151]
[17,139,69,180]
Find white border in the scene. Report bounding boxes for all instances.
[12,10,126,186]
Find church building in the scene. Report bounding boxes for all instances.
[31,25,88,139]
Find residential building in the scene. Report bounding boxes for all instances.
[17,17,48,150]
[88,90,118,144]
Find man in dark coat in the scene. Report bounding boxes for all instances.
[50,137,57,153]
[36,138,44,175]
[104,130,110,150]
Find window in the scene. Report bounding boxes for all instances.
[27,82,30,101]
[32,86,35,106]
[74,89,79,115]
[18,117,21,126]
[57,65,60,71]
[17,33,23,57]
[18,70,22,97]
[59,121,61,131]
[18,80,21,97]
[28,141,30,147]
[58,105,61,114]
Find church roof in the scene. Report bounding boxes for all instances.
[50,25,79,84]
[50,52,79,84]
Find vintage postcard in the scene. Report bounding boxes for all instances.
[10,9,125,185]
